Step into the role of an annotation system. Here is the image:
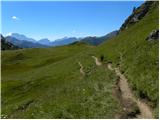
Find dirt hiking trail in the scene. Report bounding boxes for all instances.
[93,56,153,119]
[92,56,102,66]
[78,62,85,76]
[114,67,153,119]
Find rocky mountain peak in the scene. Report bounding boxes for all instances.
[120,1,156,31]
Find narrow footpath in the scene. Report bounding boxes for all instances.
[92,56,102,66]
[78,62,85,76]
[92,56,153,119]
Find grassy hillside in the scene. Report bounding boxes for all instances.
[1,1,158,119]
[2,44,122,118]
[96,1,159,117]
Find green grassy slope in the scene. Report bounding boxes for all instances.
[96,2,158,117]
[2,1,158,119]
[2,44,121,118]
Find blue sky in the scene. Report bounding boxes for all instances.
[2,1,144,41]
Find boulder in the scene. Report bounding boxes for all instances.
[146,29,159,41]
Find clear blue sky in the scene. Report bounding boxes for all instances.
[2,1,144,41]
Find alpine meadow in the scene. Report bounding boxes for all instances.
[1,1,159,119]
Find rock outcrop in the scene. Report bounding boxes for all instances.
[120,1,156,31]
[146,29,159,41]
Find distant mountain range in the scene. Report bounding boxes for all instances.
[52,37,81,46]
[5,33,81,48]
[1,34,20,50]
[38,37,81,46]
[5,36,48,48]
[3,31,118,48]
[10,33,37,43]
[81,30,118,45]
[38,38,51,46]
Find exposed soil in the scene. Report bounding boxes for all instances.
[78,62,85,76]
[114,67,153,119]
[92,56,102,66]
[92,56,153,119]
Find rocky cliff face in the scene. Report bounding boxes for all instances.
[120,1,157,31]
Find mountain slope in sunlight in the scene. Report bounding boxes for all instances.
[96,1,158,117]
[1,1,158,119]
